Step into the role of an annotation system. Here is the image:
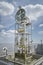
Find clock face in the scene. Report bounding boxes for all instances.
[15,8,25,22]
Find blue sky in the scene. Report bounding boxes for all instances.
[0,0,43,44]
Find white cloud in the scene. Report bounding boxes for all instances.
[0,1,14,16]
[1,29,18,37]
[23,4,43,21]
[0,29,18,43]
[0,25,4,29]
[39,24,43,27]
[0,30,14,43]
[6,30,18,34]
[38,31,43,34]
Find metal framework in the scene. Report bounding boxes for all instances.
[14,7,32,64]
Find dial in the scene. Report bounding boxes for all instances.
[15,8,25,22]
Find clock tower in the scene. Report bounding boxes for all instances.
[14,6,32,65]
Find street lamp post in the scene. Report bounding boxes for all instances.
[3,47,8,56]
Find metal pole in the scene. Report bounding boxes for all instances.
[41,40,42,55]
[30,23,32,53]
[14,23,16,61]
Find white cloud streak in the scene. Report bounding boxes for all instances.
[0,29,18,37]
[39,24,43,27]
[23,4,43,21]
[0,1,14,16]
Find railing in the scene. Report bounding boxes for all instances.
[30,56,43,65]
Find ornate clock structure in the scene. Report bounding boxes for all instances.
[14,6,32,64]
[15,6,25,23]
